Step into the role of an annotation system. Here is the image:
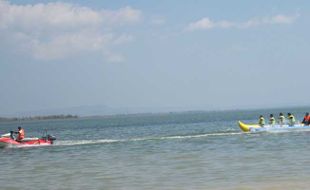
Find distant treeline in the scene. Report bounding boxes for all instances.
[0,114,78,122]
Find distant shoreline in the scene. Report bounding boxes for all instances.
[1,105,310,123]
[0,114,78,122]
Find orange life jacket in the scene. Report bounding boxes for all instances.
[304,115,310,122]
[17,129,25,140]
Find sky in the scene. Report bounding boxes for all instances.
[1,0,310,116]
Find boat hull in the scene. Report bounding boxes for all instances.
[0,137,54,148]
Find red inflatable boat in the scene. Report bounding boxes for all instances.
[0,133,56,148]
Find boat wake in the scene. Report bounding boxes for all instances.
[54,139,122,146]
[264,127,310,133]
[55,132,243,147]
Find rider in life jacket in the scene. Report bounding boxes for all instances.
[10,126,25,141]
[278,113,285,125]
[287,113,296,126]
[269,114,276,125]
[302,112,310,126]
[258,115,265,127]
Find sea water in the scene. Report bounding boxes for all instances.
[1,107,310,190]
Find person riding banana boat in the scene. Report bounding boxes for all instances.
[301,112,310,126]
[278,113,285,125]
[287,113,296,126]
[258,115,265,127]
[269,114,276,125]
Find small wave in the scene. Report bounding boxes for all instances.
[54,132,243,147]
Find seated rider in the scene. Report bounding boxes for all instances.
[269,114,276,125]
[278,113,285,125]
[302,112,310,126]
[10,126,25,141]
[258,115,265,127]
[287,113,296,126]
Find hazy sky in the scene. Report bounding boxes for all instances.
[1,0,310,115]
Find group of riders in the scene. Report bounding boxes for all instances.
[258,112,310,127]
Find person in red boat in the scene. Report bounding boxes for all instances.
[10,126,25,141]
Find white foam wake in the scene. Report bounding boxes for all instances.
[54,132,243,147]
[54,139,123,146]
[158,132,242,140]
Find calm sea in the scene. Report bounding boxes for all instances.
[1,107,310,190]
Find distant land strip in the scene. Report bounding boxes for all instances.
[0,114,78,122]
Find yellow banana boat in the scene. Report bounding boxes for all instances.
[238,121,262,132]
[238,121,310,132]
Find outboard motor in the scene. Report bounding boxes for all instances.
[47,135,56,144]
[42,134,56,144]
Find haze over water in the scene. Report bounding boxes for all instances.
[1,107,310,189]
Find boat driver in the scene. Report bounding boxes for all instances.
[10,126,25,141]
